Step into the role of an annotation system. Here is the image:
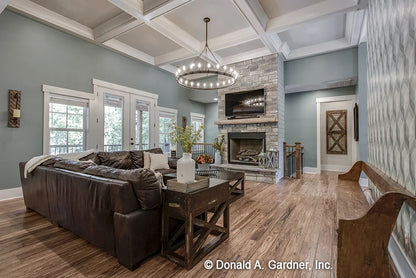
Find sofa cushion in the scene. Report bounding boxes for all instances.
[96,151,133,169]
[54,159,96,172]
[149,153,169,171]
[83,165,161,210]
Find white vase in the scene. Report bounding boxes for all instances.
[177,153,195,183]
[215,151,222,165]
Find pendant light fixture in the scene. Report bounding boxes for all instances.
[175,17,238,90]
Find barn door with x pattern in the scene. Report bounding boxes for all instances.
[326,110,347,154]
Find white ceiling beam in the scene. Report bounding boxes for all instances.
[143,0,194,21]
[8,0,94,40]
[345,10,366,46]
[93,13,143,43]
[154,48,193,66]
[105,0,143,20]
[222,47,271,65]
[103,39,155,65]
[233,0,280,53]
[147,16,202,53]
[209,27,258,51]
[287,39,353,61]
[159,64,177,74]
[266,0,359,34]
[0,0,10,14]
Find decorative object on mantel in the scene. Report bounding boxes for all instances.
[213,135,225,165]
[258,151,266,168]
[8,90,21,128]
[170,124,203,183]
[196,154,213,170]
[175,17,238,90]
[266,148,279,169]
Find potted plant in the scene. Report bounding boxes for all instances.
[195,154,213,170]
[170,124,203,183]
[213,135,225,165]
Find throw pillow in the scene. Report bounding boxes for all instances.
[143,152,151,169]
[149,153,170,171]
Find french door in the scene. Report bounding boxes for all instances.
[97,85,157,151]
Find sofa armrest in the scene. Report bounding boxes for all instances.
[113,209,161,270]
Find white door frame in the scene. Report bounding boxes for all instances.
[316,95,358,173]
[92,79,158,150]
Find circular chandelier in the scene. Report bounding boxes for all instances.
[175,17,239,90]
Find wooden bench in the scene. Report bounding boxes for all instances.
[337,161,416,277]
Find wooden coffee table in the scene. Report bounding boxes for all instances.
[161,178,230,269]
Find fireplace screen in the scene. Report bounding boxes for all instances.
[228,132,266,165]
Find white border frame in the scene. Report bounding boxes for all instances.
[42,85,95,155]
[316,95,358,173]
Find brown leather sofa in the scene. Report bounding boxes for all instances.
[19,148,177,270]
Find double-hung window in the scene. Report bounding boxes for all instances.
[48,95,89,155]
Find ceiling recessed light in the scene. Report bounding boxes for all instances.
[214,98,218,101]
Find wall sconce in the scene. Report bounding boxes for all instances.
[8,90,21,128]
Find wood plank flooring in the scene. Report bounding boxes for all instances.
[0,173,339,277]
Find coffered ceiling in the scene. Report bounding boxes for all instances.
[2,0,368,75]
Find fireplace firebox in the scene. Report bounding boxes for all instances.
[228,132,266,165]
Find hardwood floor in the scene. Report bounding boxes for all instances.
[0,173,338,277]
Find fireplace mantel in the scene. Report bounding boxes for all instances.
[214,116,277,125]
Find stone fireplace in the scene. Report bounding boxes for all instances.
[214,53,285,183]
[228,132,265,165]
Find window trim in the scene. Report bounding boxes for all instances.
[158,106,178,153]
[43,85,94,155]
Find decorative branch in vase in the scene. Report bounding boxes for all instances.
[213,135,225,165]
[170,123,204,183]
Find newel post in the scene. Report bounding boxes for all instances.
[295,142,301,179]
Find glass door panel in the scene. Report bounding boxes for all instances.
[130,96,155,151]
[104,94,124,152]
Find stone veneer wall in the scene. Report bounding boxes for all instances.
[217,54,280,182]
[368,0,416,267]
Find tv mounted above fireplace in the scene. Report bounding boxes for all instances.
[225,88,265,118]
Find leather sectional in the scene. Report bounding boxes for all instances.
[19,148,176,270]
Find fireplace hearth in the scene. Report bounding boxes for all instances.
[228,132,266,165]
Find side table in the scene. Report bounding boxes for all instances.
[161,178,230,269]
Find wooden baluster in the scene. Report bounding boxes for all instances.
[283,142,287,177]
[295,142,301,179]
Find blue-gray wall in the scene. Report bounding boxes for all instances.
[0,10,205,190]
[285,87,356,167]
[284,47,361,168]
[204,102,218,143]
[357,43,368,162]
[285,47,358,87]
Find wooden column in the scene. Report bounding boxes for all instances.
[295,142,301,179]
[283,142,287,177]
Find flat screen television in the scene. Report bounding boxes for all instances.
[225,89,265,117]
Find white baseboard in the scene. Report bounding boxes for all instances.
[389,234,416,278]
[321,164,350,172]
[0,187,23,201]
[303,167,319,174]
